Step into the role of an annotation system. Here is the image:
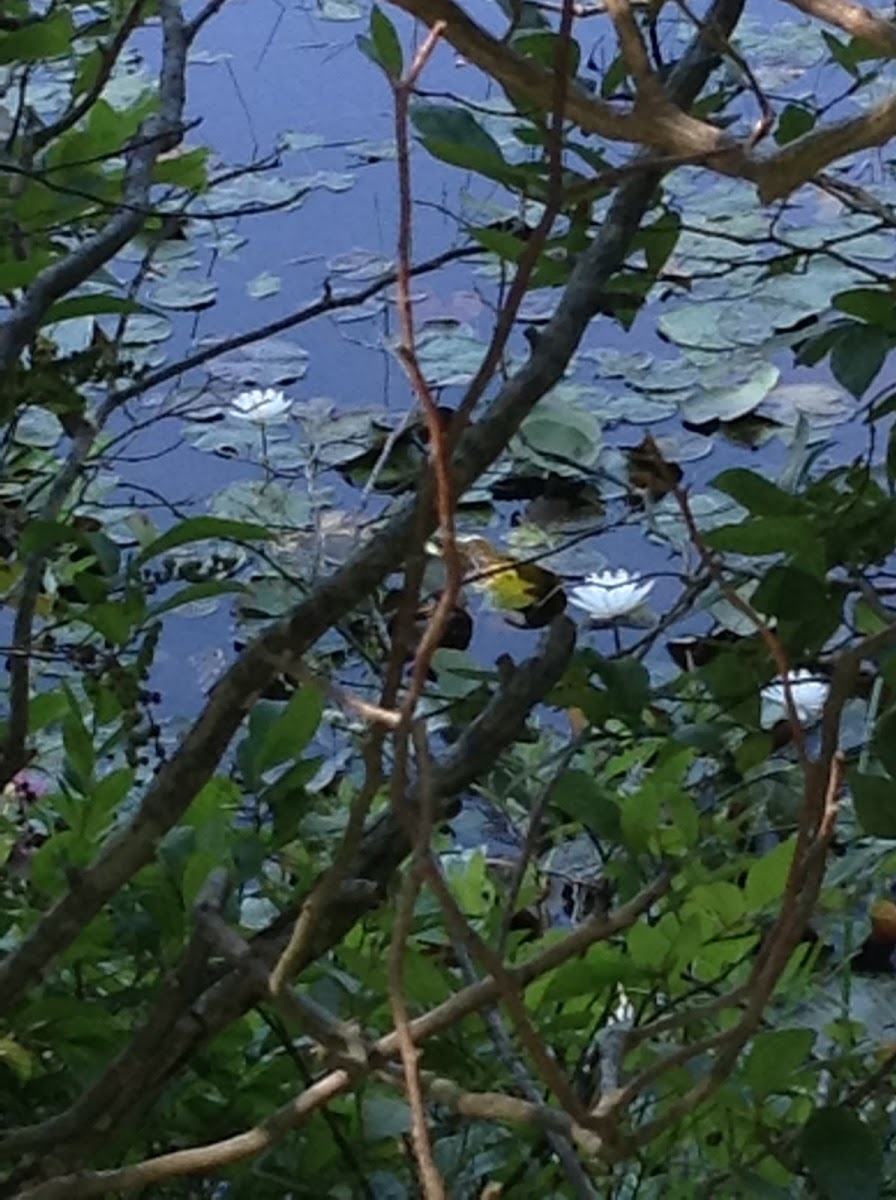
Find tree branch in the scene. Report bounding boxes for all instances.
[0,0,742,1075]
[0,0,213,371]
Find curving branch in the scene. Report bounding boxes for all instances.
[387,0,896,201]
[386,0,734,158]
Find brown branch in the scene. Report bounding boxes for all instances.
[668,0,773,146]
[18,876,665,1197]
[605,0,664,101]
[780,0,896,57]
[390,1066,607,1158]
[390,0,896,201]
[756,94,896,203]
[448,938,601,1199]
[391,22,462,724]
[420,852,596,1128]
[388,731,445,1200]
[387,0,734,158]
[0,0,737,1085]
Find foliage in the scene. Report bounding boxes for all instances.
[4,1,896,1198]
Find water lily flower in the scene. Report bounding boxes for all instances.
[231,387,291,423]
[568,569,654,623]
[760,669,829,729]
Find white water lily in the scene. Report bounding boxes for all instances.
[231,387,291,423]
[760,669,829,729]
[568,569,655,623]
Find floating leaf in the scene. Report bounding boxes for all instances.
[512,394,602,473]
[208,337,309,387]
[247,271,281,299]
[415,322,486,387]
[453,535,566,627]
[319,0,364,19]
[681,361,780,425]
[152,278,217,311]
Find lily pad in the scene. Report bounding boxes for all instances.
[759,382,852,427]
[681,361,780,425]
[153,278,217,311]
[512,394,602,473]
[211,480,313,530]
[415,321,487,387]
[208,338,309,387]
[247,272,281,299]
[14,408,64,449]
[318,0,364,19]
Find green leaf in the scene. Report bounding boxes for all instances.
[412,103,502,159]
[43,294,145,324]
[775,103,815,144]
[182,849,225,907]
[643,211,681,278]
[362,1094,411,1140]
[83,768,134,839]
[368,5,403,77]
[20,520,94,557]
[874,709,896,780]
[712,468,804,516]
[84,594,146,645]
[850,770,896,839]
[802,1107,882,1200]
[0,1035,33,1082]
[830,324,891,399]
[256,686,324,774]
[510,29,581,76]
[834,288,896,330]
[590,656,649,725]
[745,1028,815,1097]
[0,11,73,63]
[147,579,246,620]
[745,837,796,910]
[62,688,94,787]
[132,517,269,568]
[620,786,662,854]
[550,769,621,841]
[627,920,669,970]
[30,689,72,732]
[411,103,522,186]
[705,516,815,556]
[152,146,209,190]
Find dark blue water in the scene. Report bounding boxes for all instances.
[107,0,887,709]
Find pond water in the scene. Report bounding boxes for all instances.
[105,0,896,712]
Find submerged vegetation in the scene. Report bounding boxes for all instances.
[5,0,896,1196]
